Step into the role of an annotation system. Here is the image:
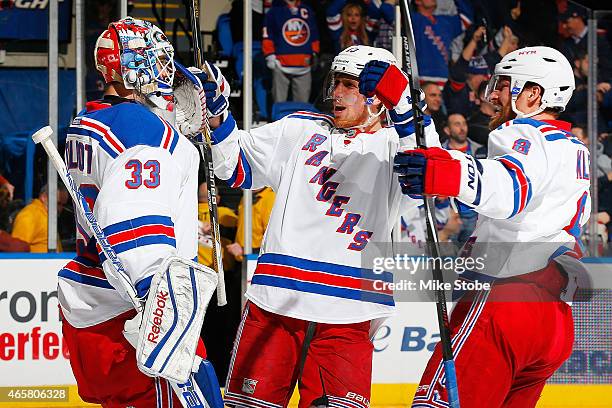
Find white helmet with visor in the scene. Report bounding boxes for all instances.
[484,46,575,118]
[325,45,399,129]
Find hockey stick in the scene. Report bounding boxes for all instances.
[186,0,227,307]
[32,126,143,311]
[398,2,460,407]
[32,126,220,408]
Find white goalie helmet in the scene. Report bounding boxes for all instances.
[484,46,575,118]
[325,45,399,129]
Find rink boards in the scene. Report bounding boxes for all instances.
[0,254,610,407]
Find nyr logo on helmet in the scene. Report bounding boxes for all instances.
[282,18,310,46]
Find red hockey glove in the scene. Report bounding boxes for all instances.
[359,61,409,110]
[394,147,461,197]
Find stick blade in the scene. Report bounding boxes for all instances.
[32,126,53,144]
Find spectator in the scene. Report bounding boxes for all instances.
[442,112,477,154]
[327,1,370,52]
[562,49,588,125]
[411,0,473,84]
[371,0,397,51]
[197,182,238,272]
[468,80,495,148]
[422,81,448,139]
[559,4,612,80]
[468,0,519,35]
[597,79,612,131]
[441,113,478,244]
[444,25,517,118]
[263,0,320,103]
[325,0,384,54]
[0,186,28,252]
[512,0,558,47]
[0,174,14,201]
[562,49,612,132]
[11,184,69,252]
[572,124,612,178]
[226,187,275,260]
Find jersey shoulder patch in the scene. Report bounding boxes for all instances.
[70,103,180,158]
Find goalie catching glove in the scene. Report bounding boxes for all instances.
[174,61,230,137]
[394,147,482,207]
[123,256,218,384]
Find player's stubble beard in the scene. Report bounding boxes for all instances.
[489,97,515,130]
[334,103,371,130]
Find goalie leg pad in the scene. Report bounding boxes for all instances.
[171,357,224,408]
[135,256,218,383]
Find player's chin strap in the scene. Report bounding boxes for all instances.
[340,96,388,132]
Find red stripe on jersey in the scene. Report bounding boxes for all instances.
[232,154,246,188]
[80,118,124,153]
[255,263,392,296]
[161,119,173,149]
[64,260,106,279]
[107,225,176,246]
[539,126,558,133]
[498,158,529,212]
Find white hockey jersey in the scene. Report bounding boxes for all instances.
[59,98,200,328]
[212,111,440,323]
[451,118,591,281]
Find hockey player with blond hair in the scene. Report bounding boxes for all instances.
[385,46,591,407]
[59,17,223,407]
[188,44,439,408]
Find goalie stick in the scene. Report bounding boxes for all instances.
[187,0,227,307]
[398,2,461,407]
[32,126,222,408]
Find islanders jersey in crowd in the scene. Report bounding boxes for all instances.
[59,96,200,328]
[263,0,320,74]
[211,111,440,324]
[451,118,591,294]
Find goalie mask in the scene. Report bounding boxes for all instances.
[95,17,176,121]
[324,45,398,130]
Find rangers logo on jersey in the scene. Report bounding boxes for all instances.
[282,18,310,46]
[241,378,258,395]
